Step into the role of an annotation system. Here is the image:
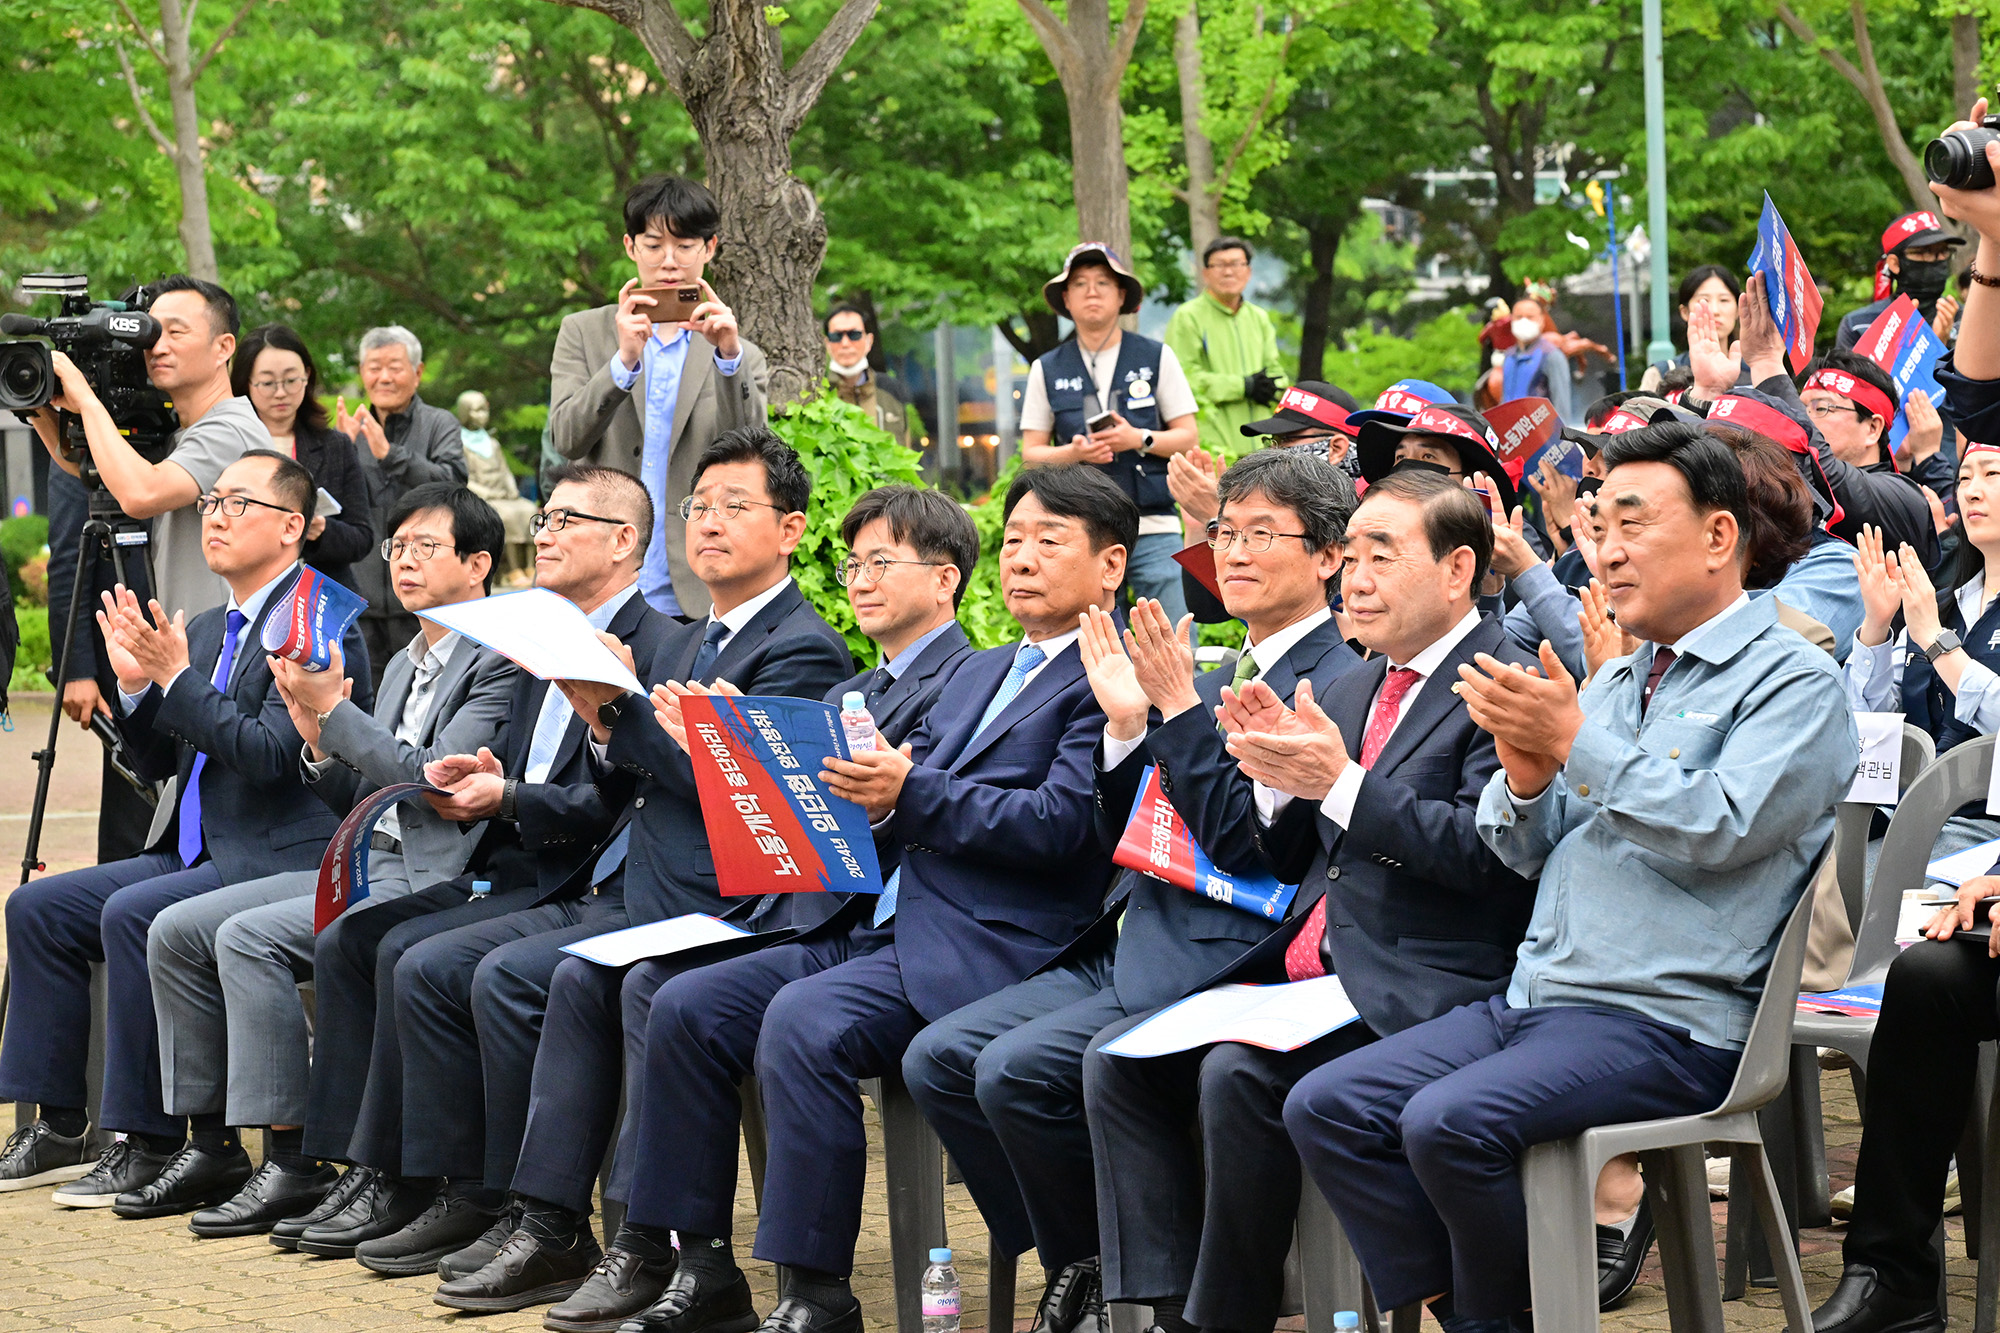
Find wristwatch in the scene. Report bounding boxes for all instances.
[1924,630,1964,663]
[498,777,520,823]
[1140,431,1156,454]
[597,698,624,731]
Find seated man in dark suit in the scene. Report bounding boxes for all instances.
[609,465,1131,1333]
[1081,467,1539,1333]
[279,465,674,1255]
[494,484,980,1331]
[903,448,1364,1324]
[0,451,371,1208]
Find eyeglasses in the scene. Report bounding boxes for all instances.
[1206,259,1250,271]
[634,235,711,260]
[532,507,629,534]
[250,375,307,393]
[826,329,868,343]
[679,496,788,522]
[197,494,298,519]
[1803,400,1868,421]
[381,537,459,562]
[836,556,946,587]
[1271,430,1338,448]
[1208,523,1311,553]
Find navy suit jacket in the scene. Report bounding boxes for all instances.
[119,564,375,885]
[598,579,855,925]
[879,638,1115,1022]
[1087,616,1365,1012]
[1246,613,1540,1036]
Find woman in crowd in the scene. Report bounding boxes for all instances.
[1642,265,1743,391]
[232,323,374,588]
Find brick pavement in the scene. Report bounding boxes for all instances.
[0,696,1982,1332]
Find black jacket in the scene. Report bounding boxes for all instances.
[293,422,374,590]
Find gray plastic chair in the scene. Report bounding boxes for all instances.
[1519,874,1823,1333]
[1297,1177,1420,1333]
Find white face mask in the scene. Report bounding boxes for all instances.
[1511,318,1544,346]
[828,356,869,381]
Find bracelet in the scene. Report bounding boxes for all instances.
[1969,262,2000,289]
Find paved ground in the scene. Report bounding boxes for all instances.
[0,694,1977,1332]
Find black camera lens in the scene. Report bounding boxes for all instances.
[1927,124,2000,190]
[0,341,53,411]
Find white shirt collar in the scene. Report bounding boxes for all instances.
[1670,591,1753,656]
[1394,606,1483,679]
[586,580,641,632]
[1958,576,1991,626]
[230,561,302,628]
[710,575,794,637]
[406,628,462,672]
[1247,605,1333,677]
[1021,626,1082,666]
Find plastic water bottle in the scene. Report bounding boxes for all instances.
[1334,1314,1360,1333]
[921,1247,960,1333]
[840,691,878,755]
[470,879,492,899]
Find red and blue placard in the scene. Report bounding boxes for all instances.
[1113,765,1297,919]
[1746,194,1824,374]
[314,782,438,932]
[262,564,369,673]
[1853,295,1948,451]
[682,694,885,897]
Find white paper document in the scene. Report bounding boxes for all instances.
[316,487,343,518]
[1847,712,1903,806]
[420,588,644,695]
[560,914,753,968]
[1100,975,1361,1059]
[1926,838,2000,888]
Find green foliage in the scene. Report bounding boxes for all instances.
[768,391,926,663]
[1,515,50,603]
[1322,308,1484,404]
[12,605,50,697]
[956,454,1027,650]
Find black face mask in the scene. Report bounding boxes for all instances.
[1575,475,1605,498]
[1897,257,1952,307]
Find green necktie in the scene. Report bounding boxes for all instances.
[1219,652,1261,734]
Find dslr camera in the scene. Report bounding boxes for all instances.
[1927,114,2000,190]
[0,273,178,487]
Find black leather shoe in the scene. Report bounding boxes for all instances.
[112,1144,254,1218]
[1031,1258,1104,1333]
[1596,1197,1654,1309]
[440,1200,522,1282]
[617,1267,761,1333]
[0,1121,92,1191]
[356,1186,501,1276]
[544,1246,678,1331]
[295,1173,435,1258]
[1812,1265,1946,1333]
[434,1229,605,1312]
[270,1165,376,1250]
[750,1296,862,1333]
[51,1139,175,1208]
[190,1160,340,1237]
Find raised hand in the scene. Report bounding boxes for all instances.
[1852,525,1902,648]
[1125,598,1201,720]
[1455,643,1583,799]
[1221,679,1353,801]
[1078,604,1150,742]
[1898,389,1945,467]
[1576,579,1637,681]
[1168,448,1221,526]
[1895,541,1945,647]
[1528,456,1578,536]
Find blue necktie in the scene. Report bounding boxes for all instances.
[177,609,247,867]
[874,641,1048,927]
[590,826,630,886]
[523,685,569,783]
[690,619,729,682]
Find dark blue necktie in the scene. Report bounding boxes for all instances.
[177,609,247,866]
[690,619,729,681]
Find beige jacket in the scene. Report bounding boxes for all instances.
[547,302,770,616]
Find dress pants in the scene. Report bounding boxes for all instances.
[1842,939,2000,1299]
[1283,995,1737,1319]
[902,948,1116,1269]
[305,880,538,1167]
[1082,1014,1376,1333]
[622,921,921,1276]
[393,896,629,1187]
[0,851,223,1139]
[149,856,415,1128]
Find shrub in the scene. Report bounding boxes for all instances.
[12,604,50,696]
[2,514,50,604]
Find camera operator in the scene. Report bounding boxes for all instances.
[27,275,270,623]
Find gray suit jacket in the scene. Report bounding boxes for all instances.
[353,393,467,619]
[547,302,770,617]
[306,632,520,890]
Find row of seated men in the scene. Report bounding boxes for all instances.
[0,416,1860,1333]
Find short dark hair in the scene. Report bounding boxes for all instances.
[387,483,507,592]
[1203,236,1253,267]
[824,304,868,334]
[1677,264,1741,308]
[231,323,328,432]
[545,462,655,547]
[1654,363,1696,396]
[1706,426,1812,589]
[1599,422,1752,531]
[1003,464,1140,554]
[1355,467,1493,589]
[840,485,980,608]
[146,273,239,339]
[1805,349,1899,443]
[692,425,812,516]
[1217,450,1353,601]
[235,448,317,531]
[1584,389,1649,427]
[623,174,720,242]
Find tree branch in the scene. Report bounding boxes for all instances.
[551,0,697,92]
[781,0,879,135]
[111,34,177,156]
[190,0,260,83]
[1013,0,1080,78]
[112,0,169,67]
[1771,0,1929,208]
[1112,0,1150,71]
[1213,19,1294,194]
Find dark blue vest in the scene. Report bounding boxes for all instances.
[1501,344,1552,402]
[1039,333,1173,515]
[1902,584,2000,754]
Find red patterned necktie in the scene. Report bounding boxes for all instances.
[1285,667,1422,982]
[1641,645,1676,718]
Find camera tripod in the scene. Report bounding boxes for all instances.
[18,481,160,886]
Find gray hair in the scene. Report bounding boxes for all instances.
[359,325,423,366]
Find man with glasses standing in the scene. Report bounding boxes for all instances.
[0,452,372,1207]
[1164,237,1288,460]
[549,174,769,619]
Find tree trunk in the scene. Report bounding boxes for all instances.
[156,0,219,282]
[1175,1,1219,260]
[1014,0,1146,261]
[999,309,1063,364]
[1954,10,1981,122]
[1297,217,1342,383]
[1772,0,1933,211]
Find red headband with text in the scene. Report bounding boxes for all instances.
[1404,405,1500,449]
[1595,408,1652,436]
[1802,368,1896,425]
[1277,386,1354,434]
[1707,394,1843,530]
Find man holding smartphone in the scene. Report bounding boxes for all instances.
[1020,243,1200,621]
[547,174,770,619]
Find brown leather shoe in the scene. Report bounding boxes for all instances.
[543,1247,677,1332]
[433,1229,603,1313]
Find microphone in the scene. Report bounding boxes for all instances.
[0,313,49,336]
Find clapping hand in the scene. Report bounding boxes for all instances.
[649,678,741,754]
[96,585,190,693]
[556,631,640,743]
[336,396,390,460]
[1897,390,1945,467]
[1576,579,1637,682]
[1125,599,1200,721]
[269,647,354,755]
[1528,456,1579,537]
[1455,643,1583,799]
[1895,541,1945,647]
[1852,525,1903,648]
[1737,273,1789,381]
[1686,300,1740,402]
[1221,679,1353,802]
[422,747,504,821]
[1168,448,1222,526]
[1078,605,1149,742]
